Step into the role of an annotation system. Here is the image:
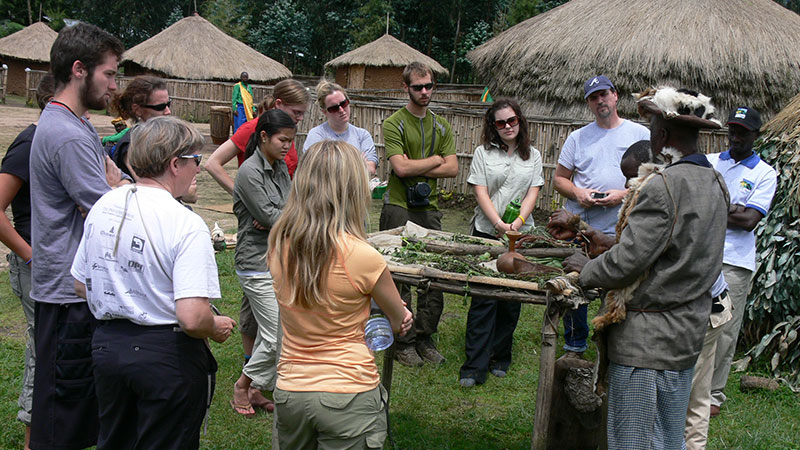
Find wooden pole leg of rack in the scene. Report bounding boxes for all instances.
[531,295,562,450]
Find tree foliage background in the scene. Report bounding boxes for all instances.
[1,0,800,80]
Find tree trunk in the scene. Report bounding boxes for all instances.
[450,7,461,83]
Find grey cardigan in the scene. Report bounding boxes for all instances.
[580,160,729,371]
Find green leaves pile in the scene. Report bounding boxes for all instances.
[746,138,800,390]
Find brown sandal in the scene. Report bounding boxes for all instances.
[230,400,256,417]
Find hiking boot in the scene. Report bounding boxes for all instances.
[416,340,445,364]
[564,350,584,360]
[394,346,424,367]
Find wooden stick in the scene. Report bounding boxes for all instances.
[405,237,578,258]
[388,264,541,291]
[390,273,547,305]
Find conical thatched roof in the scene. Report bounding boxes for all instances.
[468,0,800,121]
[0,22,57,62]
[325,34,448,77]
[121,14,291,82]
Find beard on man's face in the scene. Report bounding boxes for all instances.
[409,91,430,108]
[80,73,109,111]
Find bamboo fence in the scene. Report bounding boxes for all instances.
[24,70,731,209]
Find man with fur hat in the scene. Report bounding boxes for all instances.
[554,75,650,357]
[563,87,729,449]
[706,107,777,419]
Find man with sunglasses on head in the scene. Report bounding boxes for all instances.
[28,23,129,450]
[553,75,650,359]
[380,61,458,367]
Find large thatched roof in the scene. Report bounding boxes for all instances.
[763,91,800,142]
[325,34,448,77]
[0,22,57,62]
[468,0,800,121]
[121,14,291,82]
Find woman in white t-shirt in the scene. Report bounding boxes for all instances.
[459,98,544,388]
[302,80,378,176]
[71,116,236,449]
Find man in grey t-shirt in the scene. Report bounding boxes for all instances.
[28,23,126,450]
[553,75,650,356]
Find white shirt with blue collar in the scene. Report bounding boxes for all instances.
[707,150,777,271]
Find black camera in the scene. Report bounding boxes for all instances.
[407,182,432,207]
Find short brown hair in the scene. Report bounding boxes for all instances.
[36,73,56,111]
[49,22,124,89]
[129,116,204,179]
[402,62,434,86]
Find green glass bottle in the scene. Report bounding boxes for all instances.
[501,198,522,224]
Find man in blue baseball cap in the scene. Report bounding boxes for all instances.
[553,75,650,359]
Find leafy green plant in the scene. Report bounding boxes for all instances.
[744,127,800,391]
[743,316,800,391]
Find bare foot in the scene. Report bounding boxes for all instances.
[233,381,251,410]
[249,388,275,413]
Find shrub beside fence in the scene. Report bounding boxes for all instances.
[24,70,730,210]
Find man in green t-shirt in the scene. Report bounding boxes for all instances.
[380,62,458,367]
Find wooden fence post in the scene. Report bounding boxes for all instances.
[531,294,562,450]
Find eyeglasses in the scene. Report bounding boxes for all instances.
[409,83,434,92]
[142,101,171,111]
[326,98,350,113]
[494,116,520,129]
[180,154,202,166]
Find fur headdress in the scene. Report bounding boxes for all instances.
[634,87,722,129]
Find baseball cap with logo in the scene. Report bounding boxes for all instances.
[727,107,761,131]
[583,75,616,99]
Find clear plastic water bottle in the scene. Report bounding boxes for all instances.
[365,300,394,351]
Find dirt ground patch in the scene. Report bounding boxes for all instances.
[0,103,235,270]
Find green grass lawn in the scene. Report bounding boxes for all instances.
[1,200,798,449]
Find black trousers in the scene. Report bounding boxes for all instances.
[379,204,445,347]
[31,301,99,450]
[92,320,217,450]
[459,230,522,384]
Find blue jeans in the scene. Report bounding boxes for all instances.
[562,304,589,352]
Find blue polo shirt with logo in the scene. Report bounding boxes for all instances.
[707,150,777,271]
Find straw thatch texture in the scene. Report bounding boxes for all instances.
[0,22,57,62]
[762,91,800,142]
[468,0,800,121]
[325,34,448,77]
[121,14,291,82]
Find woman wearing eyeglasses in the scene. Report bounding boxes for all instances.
[108,76,172,179]
[459,98,544,388]
[302,80,378,177]
[71,116,236,449]
[230,109,297,417]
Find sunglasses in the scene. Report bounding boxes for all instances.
[494,116,520,129]
[180,154,202,166]
[409,83,434,92]
[142,101,171,111]
[326,98,350,113]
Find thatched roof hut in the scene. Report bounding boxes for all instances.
[0,22,57,96]
[325,34,449,89]
[468,0,800,121]
[121,14,291,83]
